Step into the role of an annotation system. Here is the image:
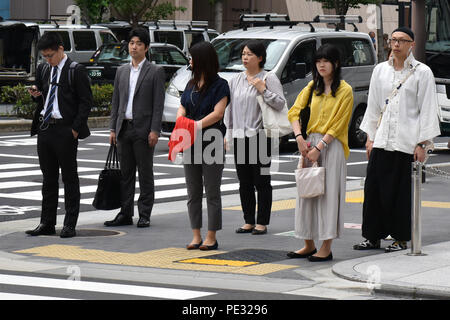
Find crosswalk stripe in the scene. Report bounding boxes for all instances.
[0,163,39,170]
[0,292,76,300]
[0,181,41,189]
[0,167,100,179]
[0,274,216,300]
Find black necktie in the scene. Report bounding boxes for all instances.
[43,66,58,123]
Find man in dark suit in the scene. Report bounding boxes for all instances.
[104,28,165,228]
[26,32,93,238]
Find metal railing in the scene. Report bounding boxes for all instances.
[409,160,450,255]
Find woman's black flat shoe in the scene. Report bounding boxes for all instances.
[199,240,218,251]
[236,227,254,234]
[307,252,333,262]
[252,228,267,235]
[186,240,203,250]
[287,248,317,259]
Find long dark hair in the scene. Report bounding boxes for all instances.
[188,41,219,93]
[312,43,342,97]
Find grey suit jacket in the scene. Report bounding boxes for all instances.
[110,60,166,141]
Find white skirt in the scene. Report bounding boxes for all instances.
[294,133,346,241]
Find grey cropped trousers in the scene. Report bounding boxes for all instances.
[183,162,224,231]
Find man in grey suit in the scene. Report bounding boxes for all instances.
[105,28,165,228]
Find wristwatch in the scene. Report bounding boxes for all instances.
[417,143,426,149]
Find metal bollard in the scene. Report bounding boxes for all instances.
[408,161,426,256]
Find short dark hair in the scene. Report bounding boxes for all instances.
[188,41,219,93]
[241,40,266,68]
[128,27,150,48]
[37,32,64,51]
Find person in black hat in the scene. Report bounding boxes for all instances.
[353,27,441,253]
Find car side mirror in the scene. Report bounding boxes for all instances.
[291,63,306,80]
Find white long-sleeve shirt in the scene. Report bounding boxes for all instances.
[360,53,441,155]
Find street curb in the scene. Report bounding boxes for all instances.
[331,256,450,300]
[0,116,110,132]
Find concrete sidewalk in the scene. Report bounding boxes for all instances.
[0,185,449,299]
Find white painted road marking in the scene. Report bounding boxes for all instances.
[0,274,216,300]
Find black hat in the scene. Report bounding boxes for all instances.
[392,27,414,40]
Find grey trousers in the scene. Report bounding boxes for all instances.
[117,121,155,219]
[183,162,224,231]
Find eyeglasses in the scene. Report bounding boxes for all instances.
[388,38,413,45]
[41,52,56,59]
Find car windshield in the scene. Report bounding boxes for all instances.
[212,38,290,72]
[97,44,130,62]
[150,46,188,66]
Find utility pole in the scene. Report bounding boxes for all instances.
[376,1,385,62]
[411,0,426,62]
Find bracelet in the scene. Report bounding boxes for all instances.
[295,133,302,139]
[320,139,328,148]
[314,145,321,152]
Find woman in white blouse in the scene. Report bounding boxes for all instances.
[224,40,286,235]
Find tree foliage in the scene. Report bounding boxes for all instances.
[75,0,186,26]
[312,0,379,16]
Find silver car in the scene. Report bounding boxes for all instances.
[162,17,376,147]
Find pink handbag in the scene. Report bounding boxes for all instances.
[295,156,325,198]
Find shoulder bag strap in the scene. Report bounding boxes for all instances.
[377,63,419,128]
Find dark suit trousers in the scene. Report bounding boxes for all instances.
[117,121,155,219]
[37,123,80,227]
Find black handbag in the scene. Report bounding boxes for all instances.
[300,85,314,140]
[92,144,122,210]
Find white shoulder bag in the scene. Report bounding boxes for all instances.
[256,72,293,138]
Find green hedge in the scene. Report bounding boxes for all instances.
[0,84,114,118]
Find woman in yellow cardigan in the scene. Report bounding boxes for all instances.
[287,44,353,262]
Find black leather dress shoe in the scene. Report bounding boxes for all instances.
[60,226,76,238]
[25,224,56,236]
[137,217,150,228]
[308,252,333,262]
[104,213,133,227]
[287,248,317,259]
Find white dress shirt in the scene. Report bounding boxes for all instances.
[360,53,441,155]
[125,59,146,120]
[40,54,68,119]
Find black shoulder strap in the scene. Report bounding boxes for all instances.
[68,61,78,91]
[299,84,314,140]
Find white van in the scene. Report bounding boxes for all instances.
[38,24,118,63]
[162,15,376,147]
[95,20,219,56]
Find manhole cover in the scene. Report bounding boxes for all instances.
[50,229,124,237]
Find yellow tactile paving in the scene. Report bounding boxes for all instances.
[224,190,450,210]
[15,245,296,276]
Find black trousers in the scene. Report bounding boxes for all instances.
[37,123,80,227]
[362,148,414,242]
[117,121,155,219]
[233,134,272,226]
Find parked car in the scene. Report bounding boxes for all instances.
[0,20,39,85]
[82,42,189,84]
[38,23,118,63]
[0,20,118,86]
[95,20,219,56]
[162,14,376,148]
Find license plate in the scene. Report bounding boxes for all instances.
[88,70,102,78]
